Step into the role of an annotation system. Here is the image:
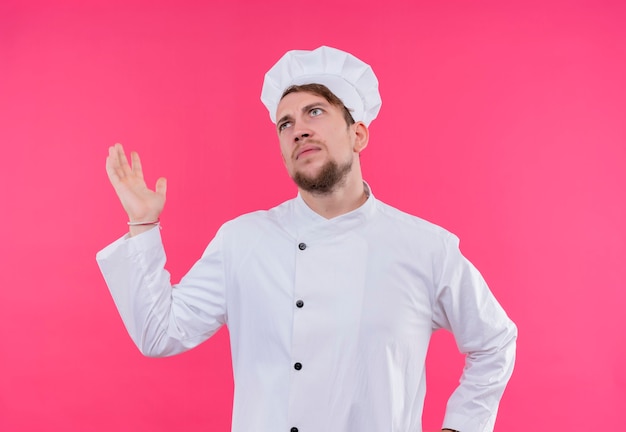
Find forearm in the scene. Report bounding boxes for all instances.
[442,320,517,431]
[97,228,193,356]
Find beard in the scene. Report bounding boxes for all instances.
[292,158,353,195]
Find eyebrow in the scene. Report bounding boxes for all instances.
[276,101,330,129]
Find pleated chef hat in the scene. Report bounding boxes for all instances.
[261,46,382,126]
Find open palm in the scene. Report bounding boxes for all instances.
[105,143,167,223]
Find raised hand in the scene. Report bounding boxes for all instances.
[106,143,167,235]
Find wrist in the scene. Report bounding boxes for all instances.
[128,219,161,237]
[127,219,160,226]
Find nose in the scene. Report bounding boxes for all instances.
[294,132,310,142]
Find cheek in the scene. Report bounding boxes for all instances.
[281,154,290,170]
[278,142,291,168]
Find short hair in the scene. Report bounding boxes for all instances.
[280,83,356,126]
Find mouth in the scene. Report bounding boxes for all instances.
[296,147,320,160]
[296,148,320,160]
[295,145,321,160]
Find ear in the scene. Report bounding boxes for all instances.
[352,121,369,153]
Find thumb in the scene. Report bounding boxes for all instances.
[155,177,167,198]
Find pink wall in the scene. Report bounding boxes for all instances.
[1,0,624,430]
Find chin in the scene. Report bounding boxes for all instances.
[293,163,323,178]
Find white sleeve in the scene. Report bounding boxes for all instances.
[432,234,518,432]
[96,226,227,357]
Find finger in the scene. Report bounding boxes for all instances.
[155,177,167,198]
[130,151,144,180]
[106,145,122,182]
[116,143,132,177]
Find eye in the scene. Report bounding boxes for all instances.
[278,121,292,132]
[310,108,323,117]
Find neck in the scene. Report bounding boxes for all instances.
[299,171,368,219]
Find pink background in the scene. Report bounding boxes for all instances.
[1,0,625,430]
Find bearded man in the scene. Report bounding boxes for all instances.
[97,46,517,432]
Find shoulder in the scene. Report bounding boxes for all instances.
[218,198,295,239]
[372,199,458,245]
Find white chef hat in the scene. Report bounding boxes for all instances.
[261,46,382,126]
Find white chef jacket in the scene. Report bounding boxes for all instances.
[97,187,517,432]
